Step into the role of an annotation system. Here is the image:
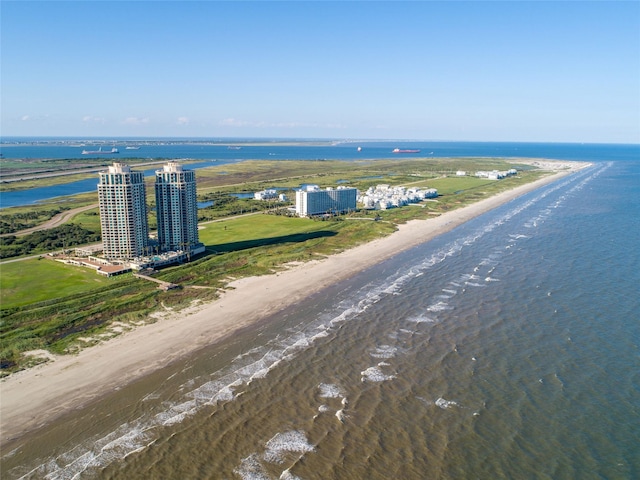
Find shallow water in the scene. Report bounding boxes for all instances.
[3,160,639,479]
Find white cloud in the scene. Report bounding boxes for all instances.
[219,118,252,127]
[83,115,106,123]
[21,115,30,121]
[219,118,346,129]
[177,116,189,125]
[122,117,150,125]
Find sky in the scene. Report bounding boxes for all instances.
[1,1,639,143]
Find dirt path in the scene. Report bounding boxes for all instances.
[1,203,98,237]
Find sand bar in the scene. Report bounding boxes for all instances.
[0,162,589,445]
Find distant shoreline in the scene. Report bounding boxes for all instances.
[0,161,590,446]
[0,138,350,147]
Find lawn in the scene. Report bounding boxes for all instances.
[199,214,337,247]
[427,176,496,194]
[0,258,114,309]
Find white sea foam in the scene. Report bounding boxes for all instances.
[318,383,344,399]
[370,345,398,359]
[188,379,238,404]
[280,469,303,480]
[407,314,436,324]
[460,273,480,281]
[442,288,457,295]
[19,422,157,480]
[435,397,459,409]
[312,327,330,339]
[235,453,271,480]
[485,277,500,282]
[427,301,453,312]
[361,366,396,382]
[263,431,315,464]
[157,403,196,426]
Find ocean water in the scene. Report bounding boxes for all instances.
[2,153,639,479]
[1,138,637,163]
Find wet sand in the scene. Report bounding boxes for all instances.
[0,162,588,445]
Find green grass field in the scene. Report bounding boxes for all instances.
[200,214,337,246]
[0,258,115,309]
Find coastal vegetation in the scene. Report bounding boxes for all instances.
[0,158,547,375]
[0,224,101,259]
[0,206,67,235]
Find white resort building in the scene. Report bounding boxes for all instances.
[358,184,438,210]
[254,189,279,200]
[295,185,357,217]
[98,162,149,260]
[475,168,518,180]
[155,162,201,252]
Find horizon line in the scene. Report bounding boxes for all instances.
[1,136,638,146]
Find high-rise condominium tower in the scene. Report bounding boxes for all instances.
[155,162,200,252]
[98,163,149,260]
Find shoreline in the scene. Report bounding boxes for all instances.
[0,163,589,445]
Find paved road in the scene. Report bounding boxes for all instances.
[0,204,98,238]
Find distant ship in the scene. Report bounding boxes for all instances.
[393,148,421,153]
[125,146,140,150]
[228,146,241,150]
[357,147,362,152]
[82,147,119,155]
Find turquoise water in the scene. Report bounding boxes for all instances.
[2,148,639,479]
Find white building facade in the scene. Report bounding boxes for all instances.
[295,185,357,217]
[98,163,149,260]
[358,184,438,210]
[155,162,200,252]
[475,168,518,180]
[254,189,279,200]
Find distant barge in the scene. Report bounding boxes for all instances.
[392,148,421,153]
[82,147,119,155]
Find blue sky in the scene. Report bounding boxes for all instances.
[2,1,639,143]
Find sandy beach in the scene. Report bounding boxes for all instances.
[0,161,589,445]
